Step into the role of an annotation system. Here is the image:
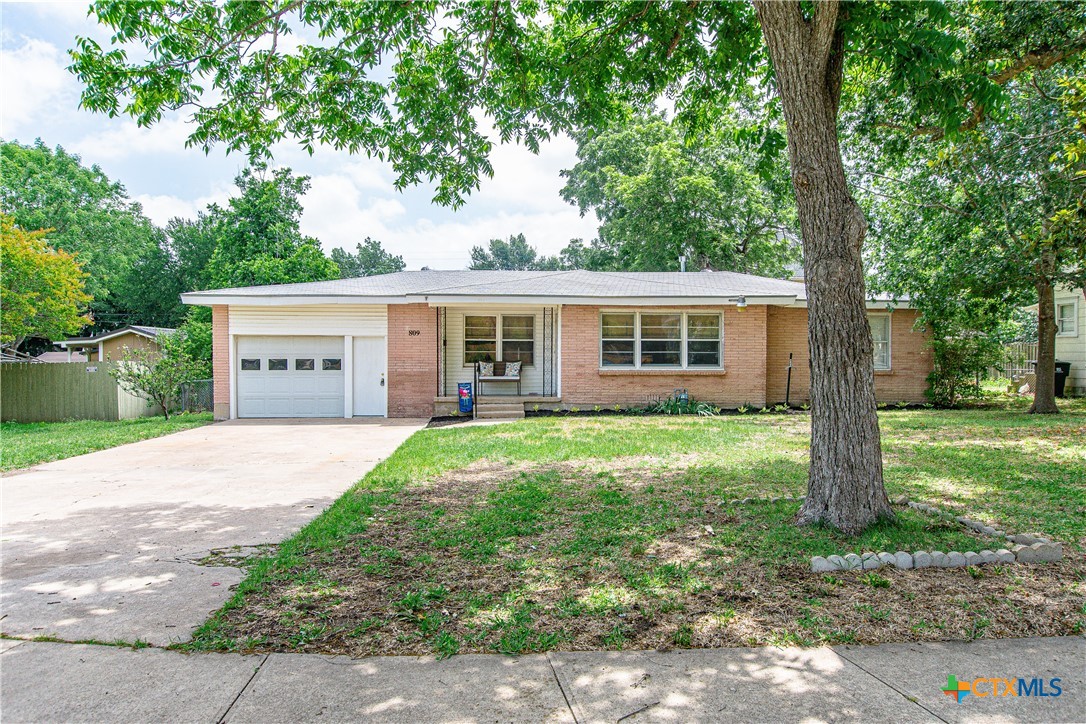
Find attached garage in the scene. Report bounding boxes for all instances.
[236,336,345,418]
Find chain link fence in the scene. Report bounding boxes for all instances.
[179,379,214,413]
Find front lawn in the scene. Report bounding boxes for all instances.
[1,413,213,472]
[188,398,1085,656]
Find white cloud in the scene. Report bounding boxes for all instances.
[0,37,71,133]
[299,164,597,269]
[69,116,198,162]
[133,184,234,226]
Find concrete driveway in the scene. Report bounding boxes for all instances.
[0,418,425,645]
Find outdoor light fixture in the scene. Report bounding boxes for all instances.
[735,296,748,312]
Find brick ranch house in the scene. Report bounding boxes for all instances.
[181,270,932,420]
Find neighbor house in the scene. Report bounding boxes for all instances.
[1053,285,1085,396]
[181,270,932,420]
[58,325,176,362]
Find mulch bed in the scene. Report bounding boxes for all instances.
[207,461,1086,657]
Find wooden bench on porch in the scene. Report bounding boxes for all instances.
[473,360,522,396]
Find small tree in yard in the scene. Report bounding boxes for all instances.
[109,333,209,419]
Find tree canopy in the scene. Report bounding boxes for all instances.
[561,111,797,275]
[0,139,166,329]
[331,237,405,278]
[202,165,339,289]
[0,215,92,349]
[859,38,1086,411]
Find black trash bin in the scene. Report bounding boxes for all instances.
[1055,361,1071,397]
[1031,360,1072,397]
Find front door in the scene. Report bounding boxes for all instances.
[353,336,387,416]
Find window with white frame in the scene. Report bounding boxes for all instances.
[869,314,891,370]
[599,311,723,369]
[1057,301,1078,336]
[464,314,535,366]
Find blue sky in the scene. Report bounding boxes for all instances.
[0,2,600,269]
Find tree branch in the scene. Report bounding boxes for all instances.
[810,0,840,67]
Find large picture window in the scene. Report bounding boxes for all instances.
[464,314,535,366]
[869,314,891,370]
[600,311,723,369]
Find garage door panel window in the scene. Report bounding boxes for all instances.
[269,358,288,371]
[600,311,722,369]
[295,358,315,371]
[241,358,260,371]
[322,358,342,370]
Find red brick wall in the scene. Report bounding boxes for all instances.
[876,309,932,402]
[212,305,230,420]
[765,307,931,404]
[560,305,769,408]
[387,303,437,418]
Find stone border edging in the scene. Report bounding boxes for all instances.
[809,495,1062,573]
[717,494,1063,573]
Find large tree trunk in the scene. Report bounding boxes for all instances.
[755,1,892,534]
[1029,267,1059,414]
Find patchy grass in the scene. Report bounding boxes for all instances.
[1,413,213,472]
[184,399,1085,657]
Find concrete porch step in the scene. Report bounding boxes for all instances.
[474,401,526,419]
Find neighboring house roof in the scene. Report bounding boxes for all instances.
[35,351,88,363]
[182,270,911,308]
[59,325,176,348]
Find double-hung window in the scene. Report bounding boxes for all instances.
[1057,301,1077,337]
[464,316,497,364]
[869,314,891,371]
[600,311,723,369]
[464,315,535,365]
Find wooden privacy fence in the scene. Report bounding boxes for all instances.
[1,362,157,422]
[988,342,1039,381]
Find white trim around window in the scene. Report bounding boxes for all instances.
[599,310,723,370]
[1056,298,1078,337]
[868,312,892,371]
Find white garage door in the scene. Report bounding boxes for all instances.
[236,336,344,418]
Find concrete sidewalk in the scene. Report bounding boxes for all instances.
[1,636,1081,723]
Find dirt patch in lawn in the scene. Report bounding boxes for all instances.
[201,460,1086,658]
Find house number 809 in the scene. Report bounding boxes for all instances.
[408,329,421,336]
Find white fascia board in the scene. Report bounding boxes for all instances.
[180,294,412,306]
[787,300,914,310]
[417,294,799,306]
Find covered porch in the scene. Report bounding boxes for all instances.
[433,304,561,416]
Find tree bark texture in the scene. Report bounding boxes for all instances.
[1030,260,1059,414]
[754,1,893,533]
